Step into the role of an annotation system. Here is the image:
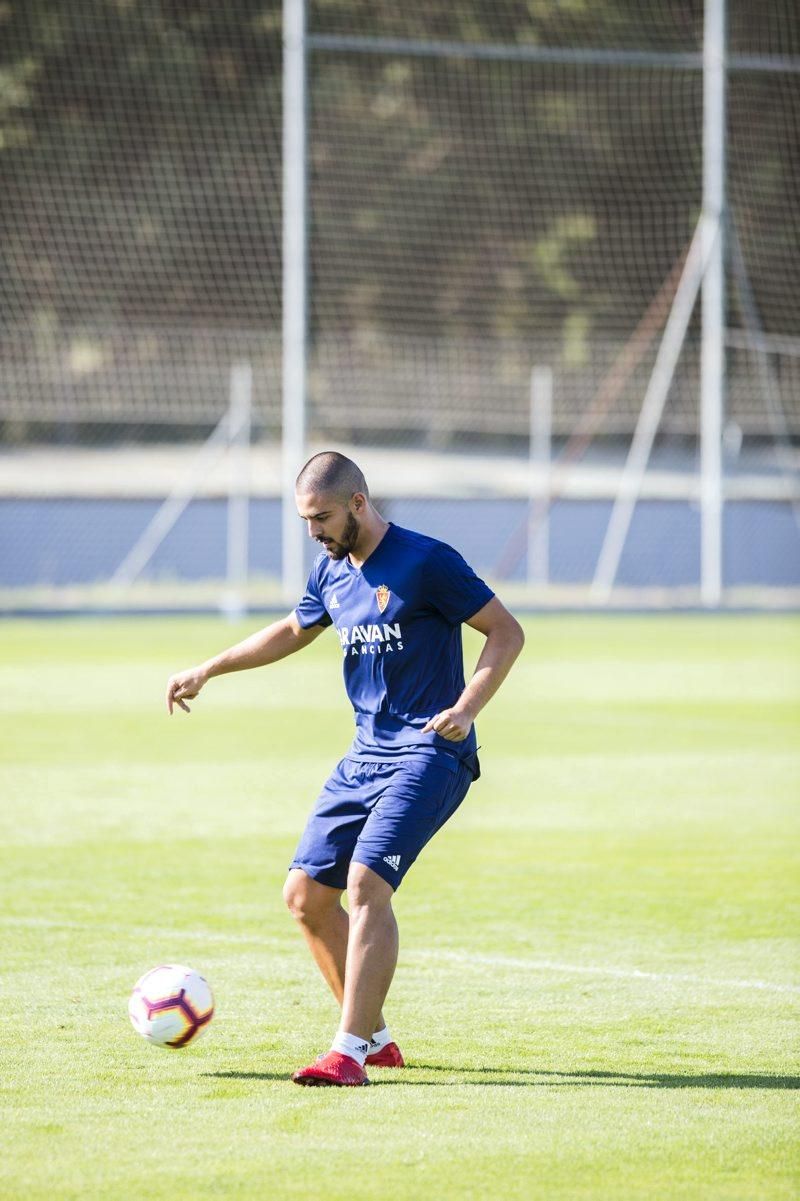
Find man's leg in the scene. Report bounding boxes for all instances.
[282,868,387,1032]
[338,863,398,1042]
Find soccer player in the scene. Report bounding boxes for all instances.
[166,452,524,1086]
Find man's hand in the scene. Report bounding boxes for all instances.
[421,705,475,742]
[166,666,209,714]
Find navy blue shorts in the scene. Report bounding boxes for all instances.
[289,751,477,891]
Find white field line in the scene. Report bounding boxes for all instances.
[4,916,798,995]
[407,949,800,995]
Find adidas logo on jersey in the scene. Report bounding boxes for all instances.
[383,854,401,871]
[329,593,341,609]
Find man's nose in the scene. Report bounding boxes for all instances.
[307,521,321,539]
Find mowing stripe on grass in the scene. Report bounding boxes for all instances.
[4,917,797,995]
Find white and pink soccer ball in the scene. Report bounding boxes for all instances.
[129,964,214,1049]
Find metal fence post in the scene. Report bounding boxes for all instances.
[528,365,553,586]
[282,0,308,605]
[700,0,727,607]
[222,361,252,620]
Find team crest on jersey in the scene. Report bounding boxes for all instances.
[376,584,390,614]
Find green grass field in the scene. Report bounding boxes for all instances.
[1,615,798,1200]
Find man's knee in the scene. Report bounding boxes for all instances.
[283,868,341,927]
[347,862,395,913]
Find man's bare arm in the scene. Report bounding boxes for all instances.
[421,596,525,742]
[166,613,325,714]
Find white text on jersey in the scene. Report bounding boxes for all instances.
[338,622,404,655]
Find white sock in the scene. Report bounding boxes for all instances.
[331,1031,370,1067]
[370,1025,391,1053]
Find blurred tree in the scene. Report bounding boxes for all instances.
[0,0,796,350]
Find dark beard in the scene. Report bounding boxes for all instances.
[319,510,359,560]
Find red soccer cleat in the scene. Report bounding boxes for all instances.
[292,1050,370,1087]
[365,1041,405,1068]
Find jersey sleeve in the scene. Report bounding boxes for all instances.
[294,560,334,629]
[425,542,495,626]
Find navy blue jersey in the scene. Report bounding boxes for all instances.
[294,523,494,766]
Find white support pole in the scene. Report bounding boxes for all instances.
[110,413,232,590]
[591,218,712,602]
[222,362,252,620]
[528,365,552,586]
[282,0,308,605]
[700,0,727,608]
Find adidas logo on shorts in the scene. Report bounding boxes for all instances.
[383,854,401,871]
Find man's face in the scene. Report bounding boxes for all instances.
[296,492,361,560]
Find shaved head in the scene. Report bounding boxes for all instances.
[295,451,368,503]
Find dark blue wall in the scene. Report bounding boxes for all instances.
[2,498,798,589]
